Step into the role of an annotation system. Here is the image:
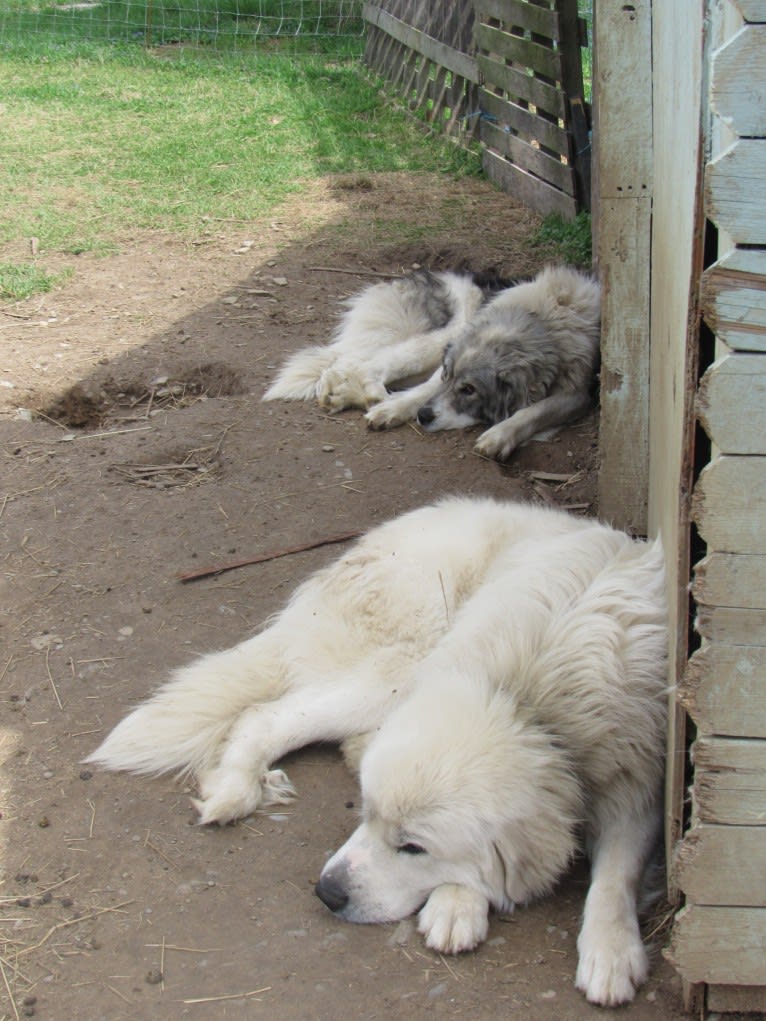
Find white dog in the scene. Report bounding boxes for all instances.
[263,266,601,461]
[87,497,667,1007]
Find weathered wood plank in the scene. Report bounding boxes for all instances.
[667,905,766,985]
[730,0,766,23]
[692,455,766,553]
[710,25,766,136]
[478,53,567,118]
[695,605,766,644]
[682,642,766,736]
[692,736,766,825]
[594,0,653,532]
[645,1,705,901]
[474,23,561,81]
[696,352,766,454]
[692,551,766,609]
[557,0,591,211]
[674,824,766,905]
[476,0,559,38]
[592,0,652,197]
[597,195,652,533]
[479,89,569,156]
[705,141,766,245]
[481,120,574,194]
[701,249,766,353]
[362,3,479,82]
[708,986,766,1013]
[482,147,576,220]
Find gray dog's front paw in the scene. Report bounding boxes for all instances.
[474,423,519,461]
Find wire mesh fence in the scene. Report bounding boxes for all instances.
[0,0,365,51]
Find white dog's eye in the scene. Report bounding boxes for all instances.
[397,842,426,855]
[458,383,476,396]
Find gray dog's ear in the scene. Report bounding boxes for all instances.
[486,370,525,423]
[494,347,558,414]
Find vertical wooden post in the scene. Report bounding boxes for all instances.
[592,0,653,535]
[557,0,591,210]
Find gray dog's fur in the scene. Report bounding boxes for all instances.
[264,265,601,461]
[365,265,601,460]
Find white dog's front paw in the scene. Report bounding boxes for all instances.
[418,885,489,954]
[192,767,295,825]
[364,397,412,430]
[575,919,649,1006]
[474,423,520,461]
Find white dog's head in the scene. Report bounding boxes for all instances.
[315,680,582,952]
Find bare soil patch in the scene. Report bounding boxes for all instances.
[1,173,685,1019]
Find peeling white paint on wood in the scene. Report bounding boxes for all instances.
[705,140,766,244]
[711,25,766,135]
[694,605,766,645]
[701,249,766,352]
[730,0,766,24]
[692,455,766,553]
[692,736,766,825]
[692,552,766,609]
[668,905,766,985]
[696,352,766,453]
[682,643,766,737]
[674,824,766,905]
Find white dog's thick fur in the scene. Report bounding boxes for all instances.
[88,498,667,1007]
[263,266,601,461]
[263,269,487,410]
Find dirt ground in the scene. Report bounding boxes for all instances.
[1,172,690,1020]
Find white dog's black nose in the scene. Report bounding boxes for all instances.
[315,875,349,913]
[417,406,435,425]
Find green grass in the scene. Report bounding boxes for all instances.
[0,42,479,279]
[0,262,63,300]
[533,212,592,268]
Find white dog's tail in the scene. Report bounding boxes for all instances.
[86,631,287,777]
[263,346,337,402]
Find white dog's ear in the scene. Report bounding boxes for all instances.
[490,734,582,906]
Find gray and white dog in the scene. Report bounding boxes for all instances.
[265,265,600,461]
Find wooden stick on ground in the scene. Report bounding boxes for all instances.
[177,530,363,583]
[307,265,400,279]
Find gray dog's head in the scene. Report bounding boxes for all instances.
[417,307,560,431]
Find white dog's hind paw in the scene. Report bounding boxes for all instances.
[192,767,295,825]
[575,923,649,1006]
[418,885,489,954]
[318,366,386,411]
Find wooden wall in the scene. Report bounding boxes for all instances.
[657,0,766,1012]
[597,0,766,1010]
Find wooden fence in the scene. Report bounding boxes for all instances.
[363,0,591,219]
